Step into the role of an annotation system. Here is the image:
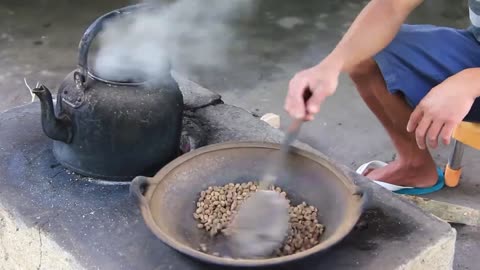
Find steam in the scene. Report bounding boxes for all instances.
[93,0,254,83]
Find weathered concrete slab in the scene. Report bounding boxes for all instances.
[0,206,83,270]
[0,102,455,270]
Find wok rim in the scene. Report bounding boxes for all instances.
[137,141,365,267]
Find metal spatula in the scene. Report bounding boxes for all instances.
[227,90,311,258]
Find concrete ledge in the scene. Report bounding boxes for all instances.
[401,228,456,270]
[0,205,82,270]
[0,77,456,270]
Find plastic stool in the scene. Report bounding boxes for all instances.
[445,122,480,187]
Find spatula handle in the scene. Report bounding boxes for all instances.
[281,87,313,151]
[259,88,314,189]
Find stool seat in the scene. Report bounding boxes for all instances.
[452,122,480,150]
[445,121,480,187]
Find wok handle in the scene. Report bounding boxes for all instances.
[130,176,153,208]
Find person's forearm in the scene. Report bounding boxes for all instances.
[449,68,480,98]
[324,0,423,72]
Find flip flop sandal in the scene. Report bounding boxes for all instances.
[356,160,445,195]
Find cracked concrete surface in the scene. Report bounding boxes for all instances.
[0,205,82,270]
[38,228,43,270]
[401,229,456,270]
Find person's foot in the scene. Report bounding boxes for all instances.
[362,157,438,188]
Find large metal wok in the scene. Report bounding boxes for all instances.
[130,142,366,267]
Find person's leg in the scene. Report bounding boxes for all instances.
[350,24,480,187]
[349,59,438,187]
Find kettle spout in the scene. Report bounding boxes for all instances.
[32,85,73,143]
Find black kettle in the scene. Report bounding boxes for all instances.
[32,5,184,180]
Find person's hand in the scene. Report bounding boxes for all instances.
[407,75,476,149]
[285,61,341,121]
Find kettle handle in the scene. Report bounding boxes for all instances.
[76,4,148,87]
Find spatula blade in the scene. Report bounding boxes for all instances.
[228,190,290,258]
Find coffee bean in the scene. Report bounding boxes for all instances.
[194,182,324,258]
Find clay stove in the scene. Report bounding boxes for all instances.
[0,82,456,269]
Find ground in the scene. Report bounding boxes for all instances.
[0,0,478,269]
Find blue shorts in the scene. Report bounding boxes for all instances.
[373,24,480,122]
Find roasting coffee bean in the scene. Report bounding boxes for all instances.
[194,181,325,258]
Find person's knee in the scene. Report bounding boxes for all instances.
[348,58,380,86]
[348,57,393,102]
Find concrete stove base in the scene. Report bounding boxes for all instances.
[0,78,456,270]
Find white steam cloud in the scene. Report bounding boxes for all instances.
[93,0,254,83]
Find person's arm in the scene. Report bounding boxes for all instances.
[455,68,480,97]
[326,0,423,72]
[285,0,424,119]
